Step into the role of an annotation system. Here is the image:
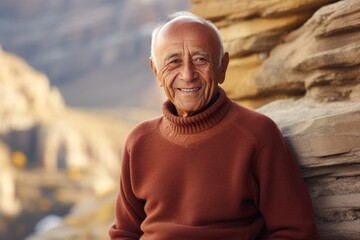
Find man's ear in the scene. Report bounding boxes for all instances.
[149,58,163,87]
[218,52,229,84]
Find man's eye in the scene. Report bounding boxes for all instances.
[169,59,180,65]
[194,57,207,64]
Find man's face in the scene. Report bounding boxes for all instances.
[150,18,229,117]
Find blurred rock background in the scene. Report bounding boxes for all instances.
[1,0,360,239]
[0,0,190,109]
[0,47,133,239]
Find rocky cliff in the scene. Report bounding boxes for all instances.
[193,0,360,239]
[0,47,134,239]
[0,47,63,222]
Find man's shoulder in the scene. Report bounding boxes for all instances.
[229,102,281,140]
[231,102,276,127]
[125,116,163,146]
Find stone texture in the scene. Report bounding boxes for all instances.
[255,0,360,103]
[193,0,360,239]
[258,99,360,240]
[219,12,313,58]
[193,0,360,123]
[192,0,339,66]
[191,0,338,20]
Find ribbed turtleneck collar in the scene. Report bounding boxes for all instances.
[161,88,232,135]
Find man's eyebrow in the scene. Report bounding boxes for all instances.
[163,51,209,62]
[192,51,209,57]
[164,53,181,62]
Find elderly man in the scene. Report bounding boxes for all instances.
[109,12,318,239]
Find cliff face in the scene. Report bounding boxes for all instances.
[192,0,360,239]
[0,48,128,173]
[0,48,133,239]
[192,0,341,108]
[0,48,64,219]
[0,49,64,132]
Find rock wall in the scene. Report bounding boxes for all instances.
[193,0,360,239]
[192,0,341,108]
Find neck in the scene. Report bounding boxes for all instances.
[161,88,231,135]
[177,91,220,118]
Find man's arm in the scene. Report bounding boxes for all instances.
[252,119,319,239]
[108,149,146,240]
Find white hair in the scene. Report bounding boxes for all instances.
[150,11,225,68]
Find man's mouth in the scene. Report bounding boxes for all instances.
[178,87,201,92]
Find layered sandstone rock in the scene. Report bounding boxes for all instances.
[258,99,360,240]
[193,0,360,239]
[192,0,341,108]
[255,0,360,103]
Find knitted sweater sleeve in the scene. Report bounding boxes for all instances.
[252,118,319,239]
[108,147,145,240]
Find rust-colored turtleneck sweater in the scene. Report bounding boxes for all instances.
[109,89,319,240]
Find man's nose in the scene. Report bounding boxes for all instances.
[181,61,197,81]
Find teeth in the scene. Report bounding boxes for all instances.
[179,88,200,92]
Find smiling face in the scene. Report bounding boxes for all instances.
[150,17,229,117]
